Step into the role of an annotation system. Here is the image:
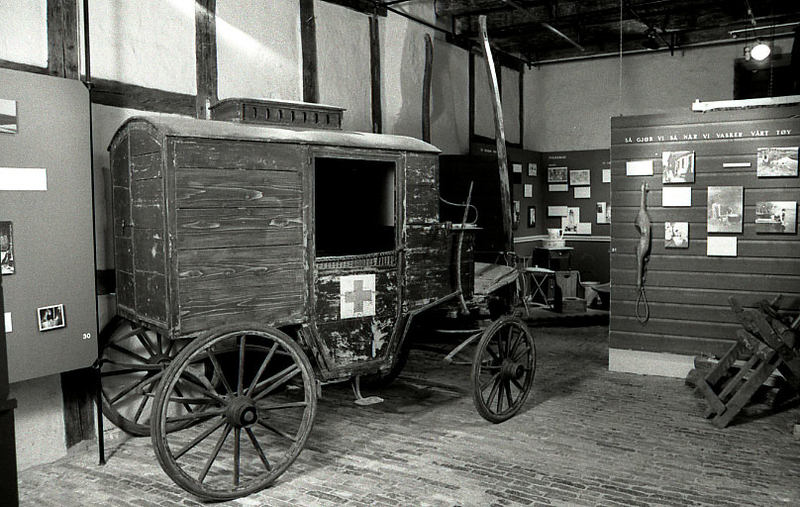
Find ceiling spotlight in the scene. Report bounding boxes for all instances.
[750,40,771,61]
[642,28,660,50]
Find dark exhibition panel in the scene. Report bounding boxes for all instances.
[610,106,800,357]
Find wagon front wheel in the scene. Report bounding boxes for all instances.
[471,316,536,423]
[151,324,317,500]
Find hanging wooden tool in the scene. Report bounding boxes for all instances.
[422,33,433,143]
[478,15,513,253]
[635,182,651,323]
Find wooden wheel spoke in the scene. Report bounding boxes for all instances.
[165,408,226,424]
[109,372,158,405]
[164,339,176,356]
[246,343,278,395]
[174,418,226,460]
[198,424,232,484]
[101,366,156,377]
[252,365,301,401]
[178,373,228,405]
[207,348,234,395]
[480,372,500,392]
[106,326,146,347]
[156,333,164,355]
[108,343,150,364]
[135,330,158,358]
[508,329,522,359]
[485,376,502,407]
[245,427,272,471]
[496,379,504,413]
[505,378,514,409]
[510,376,525,392]
[237,335,247,396]
[102,359,162,371]
[233,427,241,486]
[485,344,500,361]
[256,419,297,442]
[257,401,308,412]
[132,395,149,424]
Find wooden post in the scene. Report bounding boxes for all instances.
[300,0,319,103]
[47,0,80,79]
[422,33,433,143]
[478,16,512,253]
[370,14,382,133]
[195,0,218,119]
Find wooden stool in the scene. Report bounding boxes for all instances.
[524,267,555,311]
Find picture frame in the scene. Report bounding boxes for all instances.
[757,147,799,177]
[527,162,538,177]
[0,98,17,134]
[527,206,536,227]
[569,169,591,186]
[547,166,568,183]
[38,304,66,332]
[665,222,689,248]
[0,221,14,275]
[662,151,695,183]
[755,201,797,234]
[707,186,744,233]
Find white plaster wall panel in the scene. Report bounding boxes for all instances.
[524,38,794,152]
[501,67,520,145]
[0,0,47,67]
[10,375,67,470]
[89,0,195,94]
[217,0,301,102]
[430,39,469,154]
[380,1,435,139]
[315,0,370,132]
[473,56,495,139]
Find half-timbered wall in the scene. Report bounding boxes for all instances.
[610,106,800,374]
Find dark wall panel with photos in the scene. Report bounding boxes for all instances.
[610,106,800,358]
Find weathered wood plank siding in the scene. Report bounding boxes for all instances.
[172,138,306,336]
[610,107,800,358]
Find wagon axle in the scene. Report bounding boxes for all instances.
[225,396,259,428]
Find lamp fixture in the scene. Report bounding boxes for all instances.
[642,28,660,50]
[750,40,771,61]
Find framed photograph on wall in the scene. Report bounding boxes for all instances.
[662,151,695,183]
[665,222,689,248]
[38,304,66,332]
[757,147,799,177]
[527,206,536,227]
[569,169,591,186]
[707,186,744,233]
[527,162,537,177]
[0,98,17,134]
[0,221,14,275]
[547,166,568,183]
[755,201,797,234]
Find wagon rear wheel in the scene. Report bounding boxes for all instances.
[99,316,185,436]
[471,315,536,423]
[151,324,317,501]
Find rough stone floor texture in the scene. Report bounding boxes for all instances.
[17,324,800,507]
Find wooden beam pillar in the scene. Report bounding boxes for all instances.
[518,67,524,145]
[195,0,218,119]
[369,14,382,133]
[468,52,475,145]
[300,0,319,103]
[47,0,79,79]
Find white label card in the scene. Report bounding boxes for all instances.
[707,236,737,257]
[602,169,611,183]
[549,184,569,192]
[626,160,654,176]
[574,187,591,199]
[4,312,11,333]
[0,167,47,191]
[662,186,692,207]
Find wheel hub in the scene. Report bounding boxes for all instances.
[226,397,258,428]
[500,359,525,380]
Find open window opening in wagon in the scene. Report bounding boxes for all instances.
[313,157,396,258]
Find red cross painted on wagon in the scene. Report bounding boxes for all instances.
[340,274,376,319]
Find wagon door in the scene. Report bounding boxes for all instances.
[310,156,400,378]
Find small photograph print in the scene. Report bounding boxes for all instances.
[528,162,537,177]
[757,147,799,177]
[569,169,591,186]
[547,166,568,183]
[527,206,536,227]
[662,151,695,183]
[0,98,17,134]
[707,186,744,233]
[562,207,580,234]
[596,202,611,224]
[665,222,689,248]
[38,304,66,332]
[755,201,797,234]
[0,221,14,275]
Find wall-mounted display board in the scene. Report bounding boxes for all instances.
[542,150,611,283]
[610,106,800,358]
[0,68,98,382]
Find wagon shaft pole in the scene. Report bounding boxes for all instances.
[478,15,513,253]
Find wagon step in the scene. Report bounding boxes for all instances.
[351,376,384,406]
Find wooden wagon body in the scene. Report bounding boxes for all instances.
[108,116,473,383]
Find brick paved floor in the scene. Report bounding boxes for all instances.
[17,324,800,507]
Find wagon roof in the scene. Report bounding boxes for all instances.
[110,116,440,154]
